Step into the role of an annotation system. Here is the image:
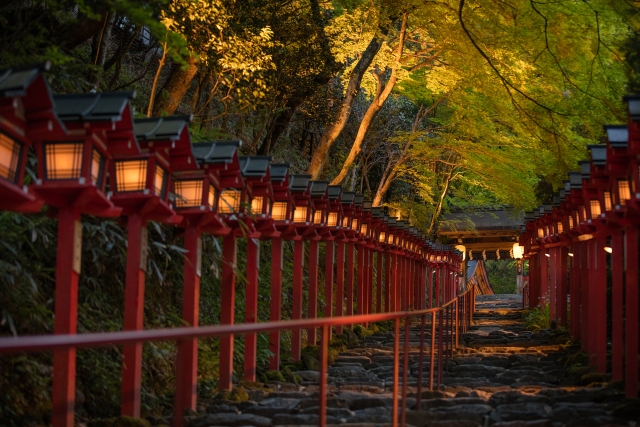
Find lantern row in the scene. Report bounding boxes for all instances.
[518,94,640,399]
[0,64,464,427]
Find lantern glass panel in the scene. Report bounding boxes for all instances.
[618,179,631,205]
[272,201,288,220]
[115,159,147,192]
[0,132,22,183]
[361,223,368,236]
[379,231,386,243]
[90,149,105,186]
[537,228,544,239]
[590,199,601,218]
[44,142,83,179]
[327,212,338,227]
[154,166,168,198]
[175,180,203,208]
[313,210,323,225]
[603,191,612,211]
[568,215,574,228]
[208,185,216,209]
[557,222,563,233]
[342,216,350,228]
[219,189,241,213]
[579,206,586,222]
[251,196,264,214]
[351,218,358,230]
[293,205,308,223]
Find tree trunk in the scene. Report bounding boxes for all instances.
[427,159,457,236]
[306,33,387,179]
[330,12,408,185]
[89,12,116,89]
[152,55,199,117]
[257,97,304,155]
[54,9,108,52]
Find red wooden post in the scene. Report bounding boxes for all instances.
[175,227,202,418]
[324,240,334,339]
[356,244,364,316]
[549,246,557,321]
[376,251,383,313]
[219,233,237,390]
[611,229,624,381]
[428,267,433,309]
[291,239,304,360]
[580,240,590,352]
[569,245,581,339]
[528,255,537,309]
[335,240,345,334]
[385,250,391,312]
[122,213,148,417]
[594,236,608,372]
[625,226,638,398]
[368,247,374,316]
[244,237,260,382]
[307,239,319,345]
[558,246,568,327]
[269,238,283,370]
[435,267,440,307]
[539,248,549,307]
[346,241,355,324]
[52,207,81,427]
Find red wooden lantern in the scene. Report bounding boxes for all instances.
[0,63,65,212]
[111,115,198,418]
[191,140,243,391]
[32,90,139,427]
[262,163,291,370]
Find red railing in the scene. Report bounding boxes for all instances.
[0,289,474,427]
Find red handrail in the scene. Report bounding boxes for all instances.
[0,290,475,427]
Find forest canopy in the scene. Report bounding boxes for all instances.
[0,0,636,232]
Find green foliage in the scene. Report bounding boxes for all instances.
[485,260,517,294]
[523,305,551,332]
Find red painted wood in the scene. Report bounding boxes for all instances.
[384,251,391,312]
[580,241,590,352]
[324,241,334,340]
[175,227,201,419]
[356,245,364,316]
[219,234,237,390]
[435,267,440,308]
[121,214,147,417]
[335,241,345,334]
[558,246,568,327]
[549,247,557,321]
[244,237,260,382]
[428,267,432,309]
[594,237,608,372]
[539,249,549,308]
[346,242,355,326]
[52,207,80,427]
[291,239,304,360]
[368,248,374,317]
[625,226,639,398]
[376,251,383,313]
[528,256,537,309]
[269,238,283,371]
[611,229,624,381]
[307,240,319,345]
[569,245,581,339]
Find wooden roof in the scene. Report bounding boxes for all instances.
[438,209,523,254]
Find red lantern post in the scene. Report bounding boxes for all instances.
[265,163,294,370]
[32,91,139,427]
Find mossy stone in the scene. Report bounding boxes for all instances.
[89,416,152,427]
[580,372,605,386]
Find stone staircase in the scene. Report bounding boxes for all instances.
[182,295,639,427]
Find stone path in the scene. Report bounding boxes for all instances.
[182,295,639,427]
